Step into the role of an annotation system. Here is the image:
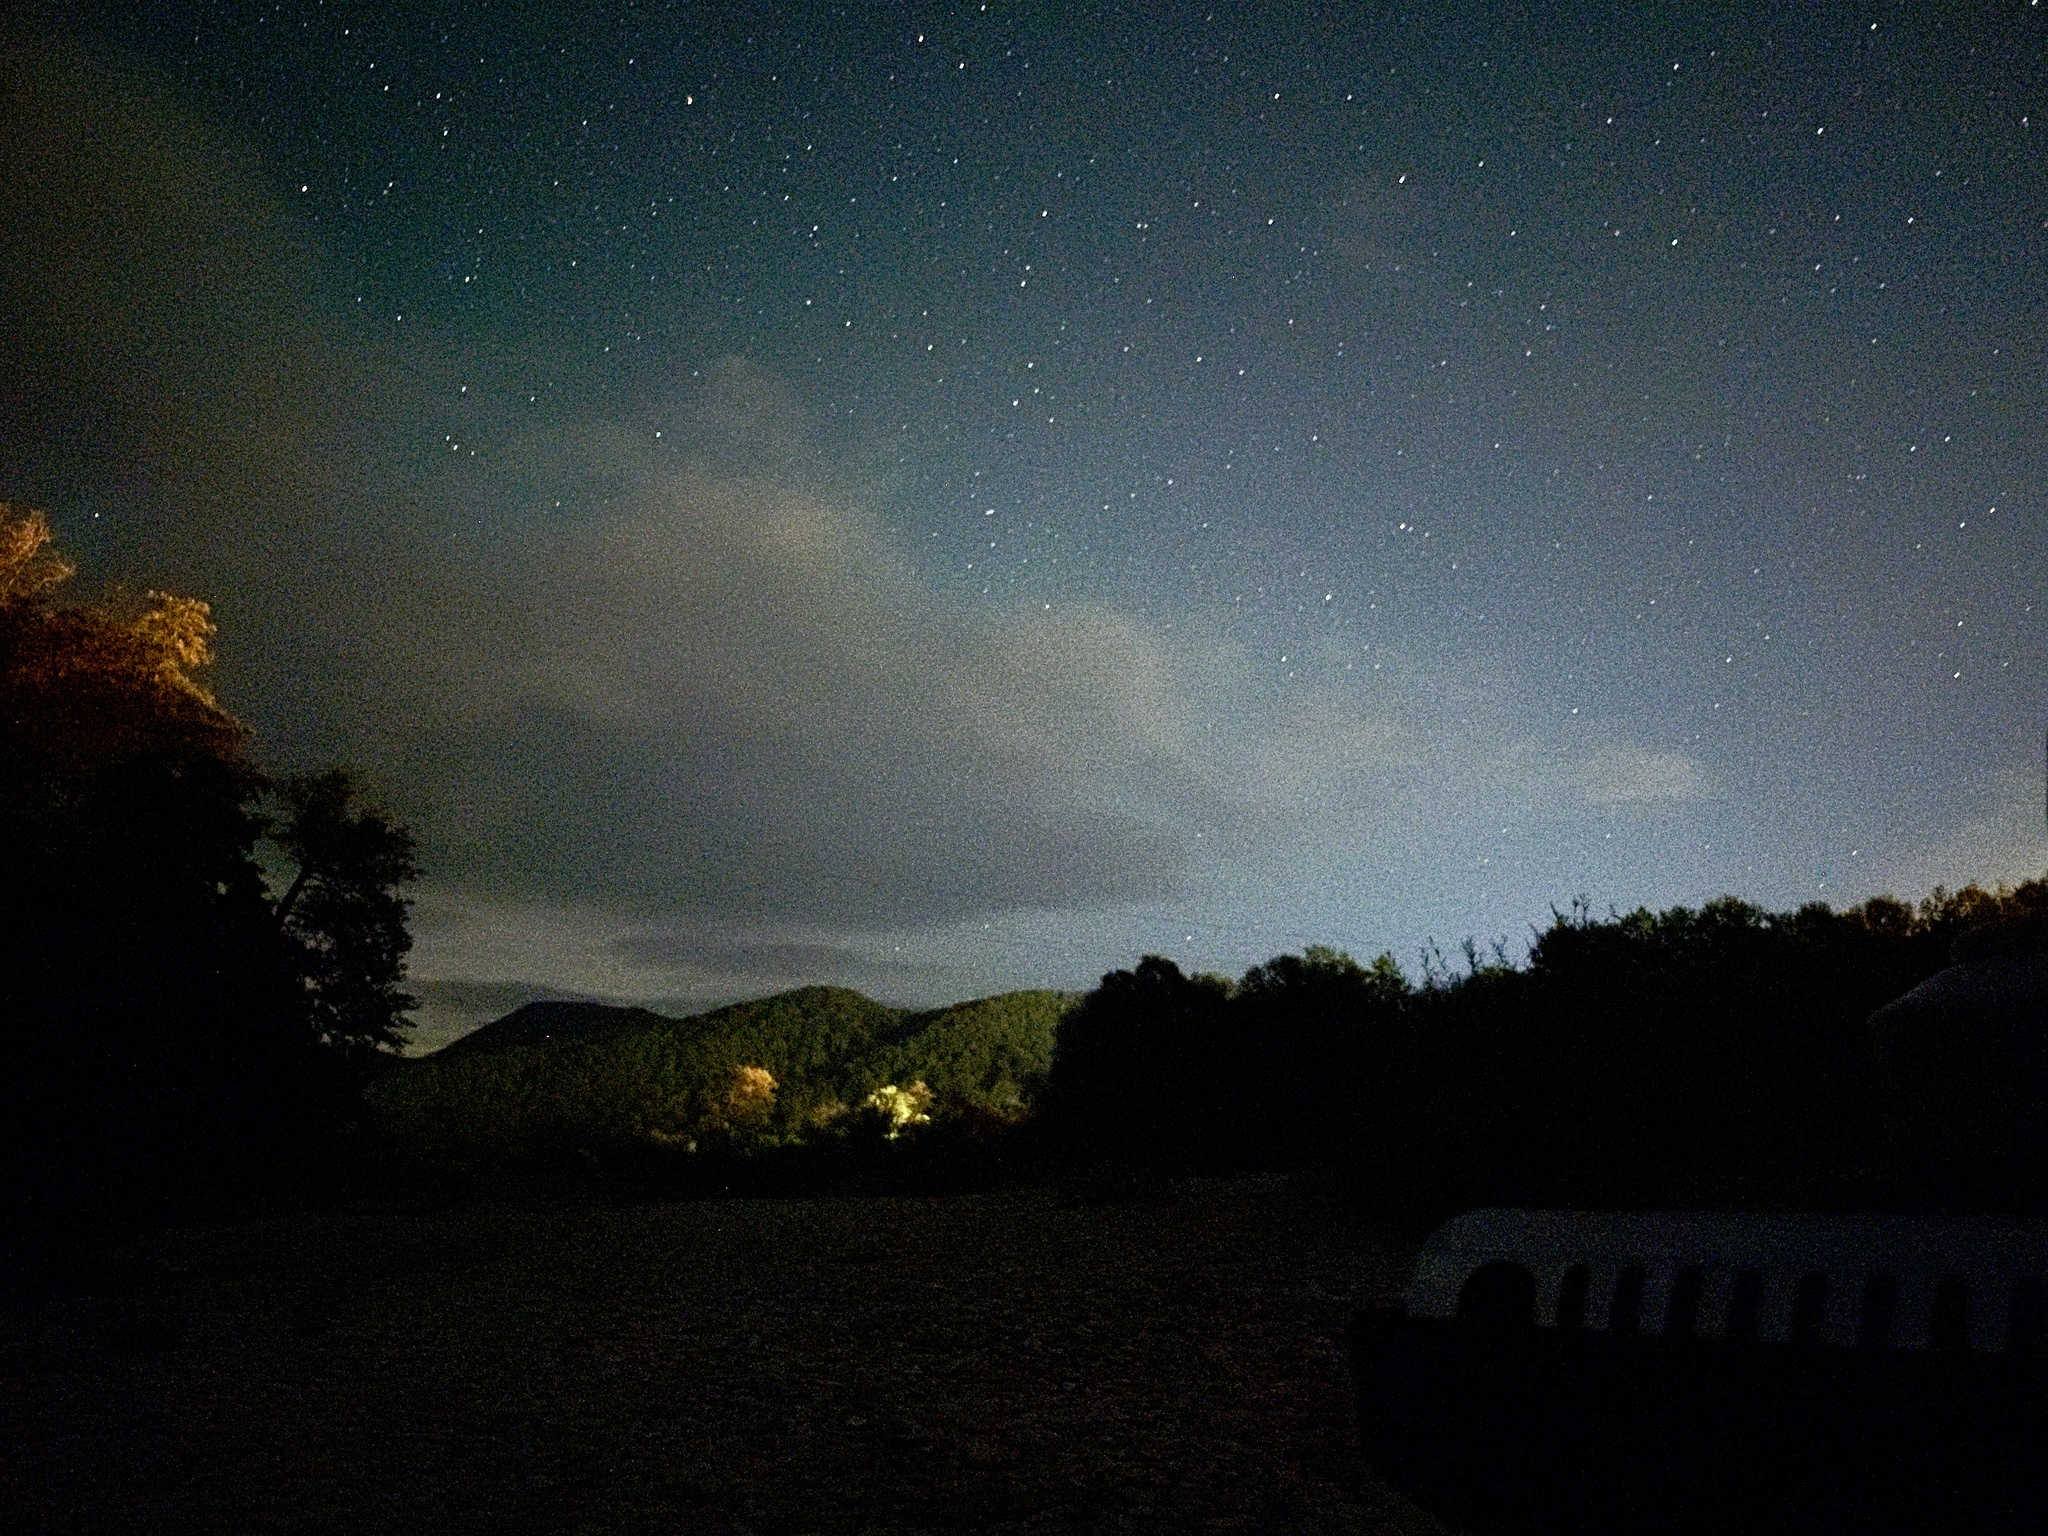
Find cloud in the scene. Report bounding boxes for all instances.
[404,886,983,1045]
[406,976,611,1053]
[1237,699,1410,810]
[6,24,1757,1018]
[378,454,1198,927]
[1211,680,1707,832]
[0,27,1202,968]
[413,978,607,1017]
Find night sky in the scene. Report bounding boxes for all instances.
[3,2,2044,1046]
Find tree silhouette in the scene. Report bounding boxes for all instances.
[0,503,419,1228]
[1,506,290,1224]
[272,770,420,1060]
[1041,956,1233,1167]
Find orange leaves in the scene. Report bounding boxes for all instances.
[0,502,246,778]
[0,504,76,603]
[130,591,219,687]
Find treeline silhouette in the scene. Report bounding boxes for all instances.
[0,508,416,1238]
[1039,885,2048,1215]
[358,885,2048,1218]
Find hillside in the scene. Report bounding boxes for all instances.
[367,986,1075,1166]
[434,1000,677,1058]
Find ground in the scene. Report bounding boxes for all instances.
[0,1179,1447,1534]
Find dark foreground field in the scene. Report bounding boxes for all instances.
[0,1181,1444,1534]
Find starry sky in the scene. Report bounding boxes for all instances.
[2,1,2044,1046]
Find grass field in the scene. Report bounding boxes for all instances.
[0,1180,1444,1534]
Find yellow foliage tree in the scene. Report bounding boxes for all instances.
[726,1064,777,1122]
[1,504,297,1220]
[862,1080,933,1139]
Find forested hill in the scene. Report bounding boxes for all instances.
[369,986,1075,1164]
[434,1000,686,1058]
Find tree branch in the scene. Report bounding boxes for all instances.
[275,862,315,925]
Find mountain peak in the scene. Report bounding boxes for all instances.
[434,999,675,1058]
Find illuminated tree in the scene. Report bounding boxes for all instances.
[725,1063,778,1123]
[0,504,285,1221]
[861,1080,933,1139]
[0,505,270,943]
[0,506,76,600]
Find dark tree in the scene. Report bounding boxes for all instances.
[272,770,420,1061]
[0,505,420,1230]
[0,506,306,1226]
[1230,944,1410,1167]
[1045,945,1414,1173]
[1042,956,1233,1168]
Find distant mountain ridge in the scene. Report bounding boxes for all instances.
[369,984,1076,1164]
[435,999,679,1057]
